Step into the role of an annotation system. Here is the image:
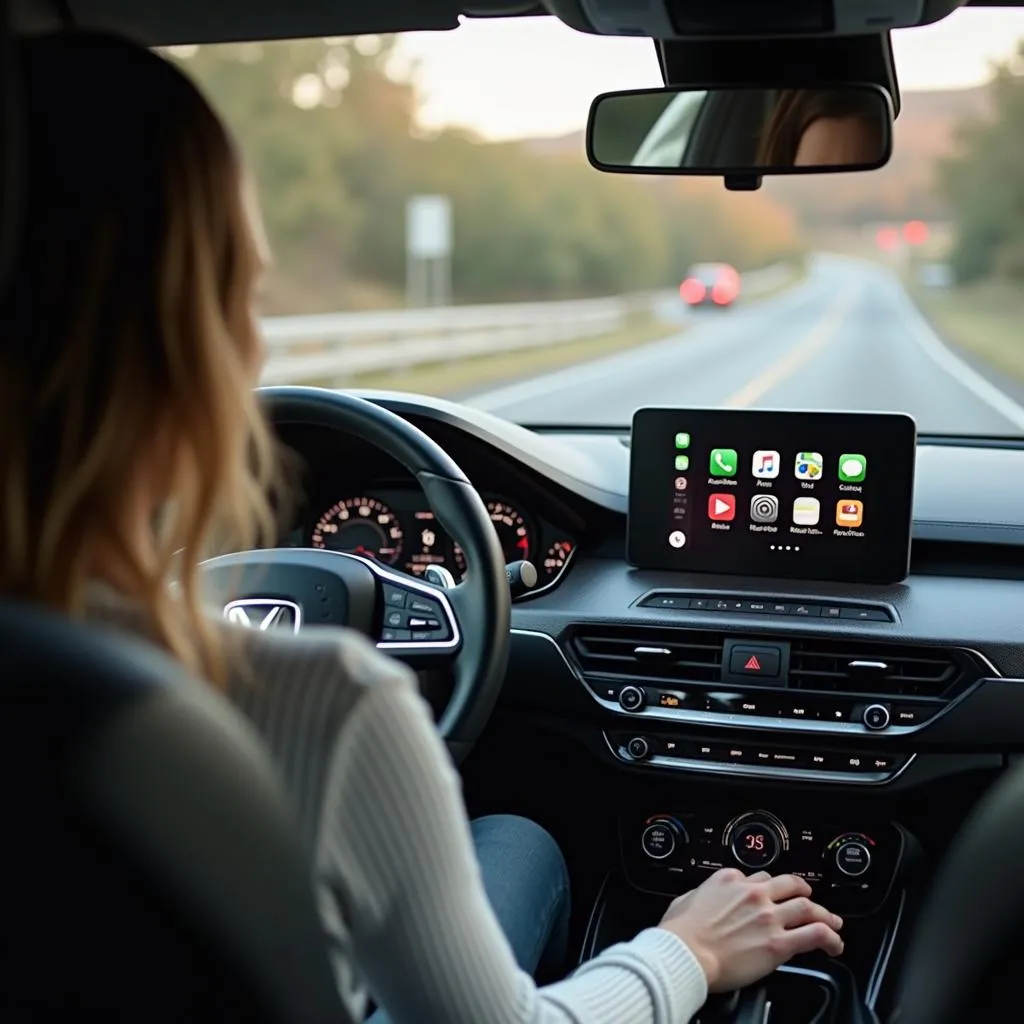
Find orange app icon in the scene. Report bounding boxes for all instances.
[836,500,864,528]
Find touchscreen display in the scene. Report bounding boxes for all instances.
[627,408,916,584]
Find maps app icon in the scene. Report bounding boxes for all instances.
[795,452,823,480]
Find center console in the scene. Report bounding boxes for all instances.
[623,804,903,918]
[559,409,963,1021]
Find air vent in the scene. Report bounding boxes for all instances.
[789,639,979,699]
[570,625,725,685]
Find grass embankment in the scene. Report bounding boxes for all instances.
[346,313,675,397]
[913,280,1024,383]
[314,262,808,397]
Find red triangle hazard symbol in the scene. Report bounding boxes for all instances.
[744,655,762,671]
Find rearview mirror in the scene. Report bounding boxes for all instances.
[587,84,893,182]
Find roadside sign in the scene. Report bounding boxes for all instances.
[406,195,452,259]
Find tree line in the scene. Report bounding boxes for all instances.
[171,38,803,314]
[940,45,1024,283]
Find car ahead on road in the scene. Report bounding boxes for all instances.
[679,262,741,308]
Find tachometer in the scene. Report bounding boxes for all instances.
[542,541,574,578]
[311,497,403,564]
[454,501,532,576]
[488,501,532,561]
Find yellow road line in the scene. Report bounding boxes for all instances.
[723,281,863,408]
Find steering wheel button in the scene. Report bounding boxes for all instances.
[383,587,407,608]
[408,597,438,614]
[381,629,411,642]
[385,610,405,628]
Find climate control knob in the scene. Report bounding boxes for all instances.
[619,685,646,712]
[834,840,872,877]
[641,817,687,861]
[862,703,891,731]
[728,816,784,870]
[626,736,651,761]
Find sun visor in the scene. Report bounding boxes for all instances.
[543,0,967,37]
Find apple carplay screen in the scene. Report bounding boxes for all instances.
[628,408,916,585]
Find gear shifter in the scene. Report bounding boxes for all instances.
[699,991,742,1021]
[698,986,770,1024]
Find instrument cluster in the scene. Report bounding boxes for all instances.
[302,488,576,590]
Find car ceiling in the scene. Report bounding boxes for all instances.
[12,1,544,42]
[10,0,1022,45]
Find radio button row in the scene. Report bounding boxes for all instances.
[619,734,909,777]
[637,591,894,622]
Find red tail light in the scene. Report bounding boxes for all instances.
[712,280,738,305]
[680,278,706,304]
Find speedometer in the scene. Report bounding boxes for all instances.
[311,497,403,564]
[454,501,532,576]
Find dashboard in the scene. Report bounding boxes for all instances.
[272,392,1024,777]
[270,389,1024,996]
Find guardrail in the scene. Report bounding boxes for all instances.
[259,262,797,386]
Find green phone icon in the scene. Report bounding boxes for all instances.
[675,455,690,471]
[838,454,867,482]
[710,448,738,477]
[675,432,691,449]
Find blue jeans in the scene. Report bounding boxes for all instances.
[366,814,571,1022]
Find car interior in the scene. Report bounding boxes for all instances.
[7,2,1024,1024]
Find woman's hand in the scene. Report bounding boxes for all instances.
[657,868,844,992]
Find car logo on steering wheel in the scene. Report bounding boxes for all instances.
[223,599,302,633]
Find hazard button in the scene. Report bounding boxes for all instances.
[728,645,781,678]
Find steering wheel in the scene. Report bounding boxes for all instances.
[199,386,511,762]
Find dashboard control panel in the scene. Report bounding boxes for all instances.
[606,729,912,784]
[568,623,992,745]
[622,807,903,917]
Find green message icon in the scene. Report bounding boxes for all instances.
[838,454,867,482]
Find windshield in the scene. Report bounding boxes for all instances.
[169,8,1024,436]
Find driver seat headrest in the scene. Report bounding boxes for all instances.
[0,599,346,1022]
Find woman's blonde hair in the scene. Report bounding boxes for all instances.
[0,32,282,684]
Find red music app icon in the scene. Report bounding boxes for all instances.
[708,493,737,522]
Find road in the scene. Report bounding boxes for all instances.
[467,254,1024,435]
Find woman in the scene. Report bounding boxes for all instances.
[0,31,844,1023]
[758,88,886,168]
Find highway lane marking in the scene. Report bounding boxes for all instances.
[889,276,1024,432]
[722,280,863,409]
[467,276,818,415]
